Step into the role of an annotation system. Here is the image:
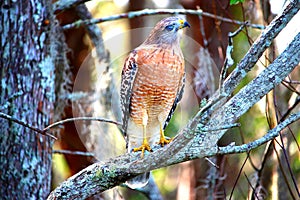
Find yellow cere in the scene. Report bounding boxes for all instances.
[178,19,185,29]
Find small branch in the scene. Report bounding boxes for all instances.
[276,118,300,197]
[0,91,25,111]
[217,112,300,155]
[53,0,91,13]
[244,172,263,199]
[280,96,300,122]
[283,80,300,84]
[229,155,249,199]
[202,123,240,132]
[219,23,246,94]
[74,3,122,130]
[281,80,300,96]
[196,6,208,47]
[0,112,57,140]
[62,8,265,30]
[75,4,108,60]
[43,117,122,132]
[221,0,300,96]
[272,143,298,199]
[205,157,219,168]
[53,149,95,157]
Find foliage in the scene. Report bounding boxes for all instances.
[230,0,245,5]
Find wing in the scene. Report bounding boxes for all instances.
[120,50,138,138]
[163,73,185,130]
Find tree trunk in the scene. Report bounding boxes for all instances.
[0,0,55,199]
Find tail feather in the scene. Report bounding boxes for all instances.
[126,172,150,189]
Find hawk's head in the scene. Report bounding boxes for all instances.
[143,16,190,45]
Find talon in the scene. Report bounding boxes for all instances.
[158,127,172,147]
[133,141,151,158]
[158,135,172,147]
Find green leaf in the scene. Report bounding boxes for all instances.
[230,0,245,5]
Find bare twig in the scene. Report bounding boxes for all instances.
[62,8,265,30]
[43,117,122,132]
[205,157,219,168]
[244,172,262,200]
[53,149,94,157]
[229,155,249,200]
[53,0,91,13]
[219,23,246,94]
[0,112,57,140]
[281,80,300,96]
[273,141,298,199]
[196,6,208,47]
[277,122,300,197]
[283,80,300,84]
[0,92,24,111]
[280,97,300,152]
[251,141,273,199]
[217,112,300,155]
[206,157,218,200]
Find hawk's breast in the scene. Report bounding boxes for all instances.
[130,47,185,125]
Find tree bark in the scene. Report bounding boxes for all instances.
[0,0,55,199]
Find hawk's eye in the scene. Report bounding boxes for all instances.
[165,24,174,31]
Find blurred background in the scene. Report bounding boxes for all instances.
[52,0,300,199]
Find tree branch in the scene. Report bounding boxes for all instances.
[47,14,300,199]
[42,117,122,132]
[217,112,300,154]
[0,112,57,140]
[75,4,108,60]
[220,0,300,96]
[62,8,265,30]
[53,149,94,157]
[203,31,300,141]
[53,0,91,14]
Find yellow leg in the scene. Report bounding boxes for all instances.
[158,124,172,147]
[133,111,151,158]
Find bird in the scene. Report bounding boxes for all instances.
[120,16,190,189]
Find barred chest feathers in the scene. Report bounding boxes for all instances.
[129,46,184,127]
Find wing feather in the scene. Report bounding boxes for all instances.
[120,50,138,138]
[163,73,185,129]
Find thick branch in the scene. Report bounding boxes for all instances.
[204,31,300,140]
[221,0,300,96]
[149,31,300,164]
[48,26,300,200]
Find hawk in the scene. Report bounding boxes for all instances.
[120,16,190,188]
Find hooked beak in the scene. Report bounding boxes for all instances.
[178,19,191,29]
